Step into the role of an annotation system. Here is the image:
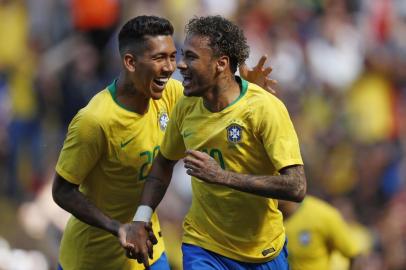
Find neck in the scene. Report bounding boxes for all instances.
[203,75,240,112]
[115,73,150,114]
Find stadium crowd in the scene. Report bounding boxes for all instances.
[0,0,405,269]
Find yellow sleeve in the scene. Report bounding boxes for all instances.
[160,99,186,161]
[55,110,105,184]
[167,79,184,112]
[171,78,184,100]
[326,208,361,258]
[259,97,303,171]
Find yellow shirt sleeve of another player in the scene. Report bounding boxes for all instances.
[160,96,188,160]
[56,109,105,184]
[257,96,303,170]
[324,207,361,258]
[169,78,185,104]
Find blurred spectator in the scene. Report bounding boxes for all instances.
[70,0,120,52]
[0,0,44,199]
[58,39,105,128]
[306,0,363,91]
[1,1,406,269]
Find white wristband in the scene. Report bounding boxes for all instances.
[133,205,153,222]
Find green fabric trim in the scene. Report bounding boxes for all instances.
[224,76,248,109]
[107,80,116,98]
[107,79,137,112]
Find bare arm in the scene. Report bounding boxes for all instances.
[124,152,177,269]
[184,150,306,202]
[52,173,151,254]
[138,152,177,210]
[52,173,121,236]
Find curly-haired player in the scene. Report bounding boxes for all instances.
[52,14,276,270]
[128,15,307,270]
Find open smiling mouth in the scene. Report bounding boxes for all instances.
[153,78,169,88]
[181,75,192,87]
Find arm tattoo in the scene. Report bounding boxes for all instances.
[222,165,306,202]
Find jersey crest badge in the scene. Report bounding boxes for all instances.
[299,230,311,246]
[158,112,169,131]
[226,124,242,143]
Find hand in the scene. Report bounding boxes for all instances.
[118,222,157,269]
[184,150,228,184]
[239,55,278,94]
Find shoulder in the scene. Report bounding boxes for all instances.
[163,78,184,99]
[246,83,287,112]
[71,89,110,128]
[244,83,292,130]
[157,78,184,111]
[173,95,199,114]
[166,78,183,90]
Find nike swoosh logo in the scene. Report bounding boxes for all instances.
[183,131,193,138]
[120,137,135,148]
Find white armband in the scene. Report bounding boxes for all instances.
[133,205,153,222]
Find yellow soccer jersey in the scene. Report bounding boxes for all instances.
[55,79,183,270]
[284,196,360,270]
[160,77,303,263]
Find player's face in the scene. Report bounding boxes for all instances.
[178,34,218,97]
[131,35,177,100]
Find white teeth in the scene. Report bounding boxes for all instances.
[156,78,169,83]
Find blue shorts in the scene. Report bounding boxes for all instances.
[182,242,289,270]
[57,252,170,270]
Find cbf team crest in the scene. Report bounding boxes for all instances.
[158,112,169,131]
[226,124,242,143]
[299,230,311,246]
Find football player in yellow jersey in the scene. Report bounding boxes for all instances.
[279,196,361,270]
[52,15,179,270]
[52,15,276,270]
[129,16,307,270]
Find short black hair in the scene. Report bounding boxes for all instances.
[185,15,249,73]
[118,15,174,55]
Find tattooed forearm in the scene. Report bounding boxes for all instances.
[143,175,171,209]
[221,165,306,202]
[139,152,177,209]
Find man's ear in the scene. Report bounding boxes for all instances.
[216,56,229,73]
[123,53,136,72]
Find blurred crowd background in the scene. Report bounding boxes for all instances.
[0,0,405,269]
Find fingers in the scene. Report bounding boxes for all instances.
[125,244,139,259]
[265,79,278,94]
[269,79,278,85]
[185,149,207,159]
[185,150,209,167]
[127,245,150,269]
[185,166,200,177]
[263,66,273,76]
[145,223,158,245]
[254,54,268,71]
[118,224,135,250]
[118,227,127,248]
[139,249,150,270]
[147,239,153,259]
[184,155,206,175]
